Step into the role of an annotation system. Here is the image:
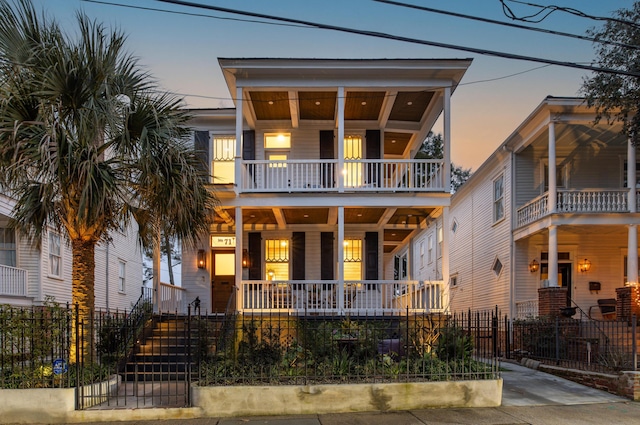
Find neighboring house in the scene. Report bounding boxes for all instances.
[446,96,639,319]
[178,57,472,315]
[0,192,144,310]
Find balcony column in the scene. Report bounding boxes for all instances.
[443,86,451,193]
[548,120,557,213]
[628,224,639,286]
[234,86,244,196]
[337,206,345,312]
[337,86,345,193]
[629,136,637,213]
[548,225,558,287]
[235,206,243,311]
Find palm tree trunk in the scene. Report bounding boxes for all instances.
[70,239,96,364]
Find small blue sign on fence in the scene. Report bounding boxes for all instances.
[52,358,67,375]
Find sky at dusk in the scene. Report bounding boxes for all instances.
[32,0,634,171]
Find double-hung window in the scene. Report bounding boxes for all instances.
[212,135,235,184]
[493,174,505,223]
[49,232,62,278]
[0,227,16,267]
[265,238,289,281]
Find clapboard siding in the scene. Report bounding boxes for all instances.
[449,154,512,314]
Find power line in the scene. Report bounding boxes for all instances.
[146,0,640,78]
[501,0,640,29]
[374,0,639,51]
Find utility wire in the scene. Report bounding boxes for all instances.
[144,0,640,78]
[501,0,640,29]
[374,0,639,50]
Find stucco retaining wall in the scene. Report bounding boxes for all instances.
[0,379,502,423]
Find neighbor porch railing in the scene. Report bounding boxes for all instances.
[240,159,445,193]
[515,299,539,320]
[0,264,27,297]
[239,280,445,314]
[517,189,634,228]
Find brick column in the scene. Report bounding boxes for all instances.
[616,286,640,323]
[538,287,568,318]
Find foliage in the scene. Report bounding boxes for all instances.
[580,2,640,143]
[0,0,217,361]
[435,325,473,361]
[415,132,472,192]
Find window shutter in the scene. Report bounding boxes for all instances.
[194,131,210,174]
[321,232,334,280]
[243,130,255,160]
[248,232,261,280]
[292,232,305,281]
[320,130,334,188]
[365,231,379,281]
[365,130,381,186]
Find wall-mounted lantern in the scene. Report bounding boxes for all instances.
[529,259,539,273]
[197,249,206,269]
[242,249,250,268]
[578,258,591,273]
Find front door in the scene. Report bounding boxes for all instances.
[558,262,572,306]
[212,250,235,313]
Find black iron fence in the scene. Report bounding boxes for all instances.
[509,315,638,373]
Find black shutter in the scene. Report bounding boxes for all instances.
[365,232,379,284]
[365,130,381,187]
[292,232,305,283]
[242,130,255,160]
[194,130,210,175]
[248,232,261,280]
[320,130,334,188]
[321,232,334,281]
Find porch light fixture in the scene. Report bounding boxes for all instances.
[242,249,250,268]
[529,259,539,273]
[197,249,206,269]
[579,259,591,273]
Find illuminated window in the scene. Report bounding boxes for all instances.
[264,133,291,149]
[268,153,288,168]
[211,135,235,184]
[438,227,443,258]
[344,135,363,187]
[343,239,362,280]
[265,239,289,281]
[49,232,61,277]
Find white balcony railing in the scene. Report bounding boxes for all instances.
[517,189,633,228]
[159,282,186,314]
[239,280,445,314]
[0,264,27,297]
[241,159,445,193]
[515,299,538,320]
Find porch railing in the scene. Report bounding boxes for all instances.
[241,159,445,193]
[517,189,633,228]
[515,299,539,320]
[158,282,186,313]
[0,265,27,297]
[239,280,445,314]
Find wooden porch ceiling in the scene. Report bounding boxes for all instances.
[213,206,434,247]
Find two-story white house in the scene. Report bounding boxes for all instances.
[446,96,639,320]
[178,57,472,316]
[0,192,144,310]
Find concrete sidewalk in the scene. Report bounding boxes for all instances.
[4,361,639,425]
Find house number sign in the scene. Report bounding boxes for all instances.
[211,236,236,247]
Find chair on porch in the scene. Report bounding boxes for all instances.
[588,298,616,320]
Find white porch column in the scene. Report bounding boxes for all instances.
[235,206,243,311]
[629,137,637,213]
[234,86,243,196]
[441,207,450,312]
[548,225,558,287]
[629,224,639,286]
[337,206,345,311]
[443,86,451,193]
[548,120,557,213]
[337,86,345,193]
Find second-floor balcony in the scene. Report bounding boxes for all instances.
[240,159,445,193]
[516,189,640,228]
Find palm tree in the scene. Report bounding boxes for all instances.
[0,0,216,362]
